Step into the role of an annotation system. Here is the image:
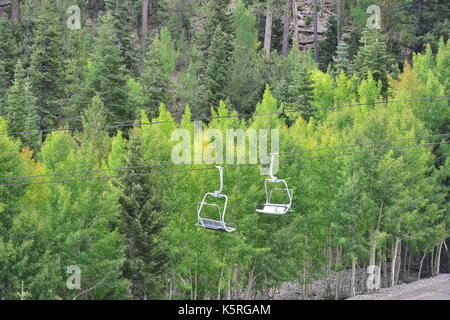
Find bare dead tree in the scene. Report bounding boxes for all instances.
[282,0,292,56]
[141,0,150,44]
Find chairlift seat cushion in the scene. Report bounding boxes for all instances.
[256,204,290,215]
[197,218,236,233]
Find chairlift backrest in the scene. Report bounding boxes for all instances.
[196,167,236,233]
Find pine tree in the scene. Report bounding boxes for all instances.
[0,13,18,88]
[318,17,338,71]
[90,12,131,124]
[117,128,168,300]
[204,25,230,111]
[104,0,138,73]
[61,27,94,128]
[226,1,261,114]
[196,0,233,52]
[4,60,41,150]
[28,0,64,129]
[140,28,179,116]
[0,64,7,110]
[286,48,314,120]
[333,40,352,76]
[353,29,396,93]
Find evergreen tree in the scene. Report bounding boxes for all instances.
[4,60,41,150]
[318,17,338,72]
[90,12,131,124]
[0,13,18,88]
[353,29,396,93]
[286,48,314,120]
[104,0,138,73]
[226,1,262,115]
[140,28,179,116]
[204,25,230,110]
[28,0,65,128]
[196,0,233,52]
[0,64,7,110]
[333,40,352,77]
[61,26,95,128]
[116,128,168,300]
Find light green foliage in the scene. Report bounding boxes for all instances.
[0,0,449,301]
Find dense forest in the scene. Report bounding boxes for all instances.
[0,0,449,300]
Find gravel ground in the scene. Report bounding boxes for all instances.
[348,274,450,300]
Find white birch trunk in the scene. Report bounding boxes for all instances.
[391,238,401,287]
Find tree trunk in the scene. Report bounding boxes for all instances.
[350,259,356,297]
[335,246,341,299]
[430,248,435,277]
[282,0,292,56]
[336,0,342,43]
[243,267,256,300]
[292,1,299,49]
[435,241,443,275]
[391,238,401,287]
[395,240,402,284]
[224,278,231,300]
[264,5,273,59]
[312,0,318,61]
[141,0,150,43]
[418,254,426,280]
[218,267,224,300]
[402,245,408,281]
[11,0,19,24]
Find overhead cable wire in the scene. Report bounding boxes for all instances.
[277,133,450,155]
[1,95,448,137]
[1,133,448,182]
[1,140,447,188]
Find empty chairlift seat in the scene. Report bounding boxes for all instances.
[255,154,293,216]
[196,167,236,233]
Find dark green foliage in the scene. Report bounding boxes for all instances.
[104,0,138,73]
[140,28,179,117]
[118,129,168,300]
[333,40,352,76]
[4,60,41,150]
[283,48,315,119]
[62,27,95,128]
[318,17,338,72]
[226,1,263,115]
[89,12,131,125]
[353,29,396,93]
[204,25,230,111]
[0,13,18,88]
[28,0,65,129]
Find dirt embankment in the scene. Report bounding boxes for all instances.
[348,274,450,300]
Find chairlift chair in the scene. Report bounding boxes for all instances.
[196,167,236,233]
[255,154,293,216]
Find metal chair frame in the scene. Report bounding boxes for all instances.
[196,167,236,233]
